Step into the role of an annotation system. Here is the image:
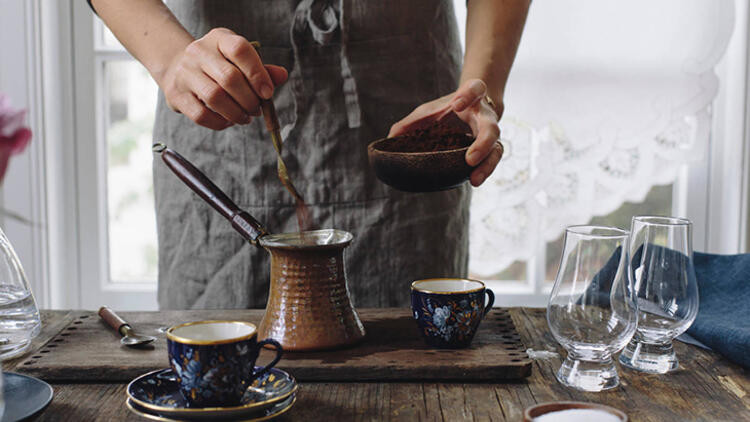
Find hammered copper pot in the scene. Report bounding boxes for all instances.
[258,230,365,351]
[154,144,365,352]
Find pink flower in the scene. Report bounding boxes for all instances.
[0,93,32,183]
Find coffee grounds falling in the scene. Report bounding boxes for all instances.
[253,43,317,234]
[258,99,316,233]
[295,198,314,233]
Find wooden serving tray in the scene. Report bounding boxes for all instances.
[16,308,531,382]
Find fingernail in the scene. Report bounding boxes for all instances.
[469,80,485,96]
[260,84,273,99]
[467,149,479,165]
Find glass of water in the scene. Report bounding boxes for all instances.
[619,216,699,373]
[547,226,638,392]
[0,227,41,360]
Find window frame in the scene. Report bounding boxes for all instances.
[69,0,157,309]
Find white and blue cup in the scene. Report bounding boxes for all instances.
[166,321,283,407]
[411,278,495,348]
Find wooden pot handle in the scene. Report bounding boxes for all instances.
[98,306,128,334]
[152,144,268,246]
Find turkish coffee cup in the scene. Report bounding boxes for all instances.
[166,320,283,407]
[411,278,495,348]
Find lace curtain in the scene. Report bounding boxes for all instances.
[467,0,735,276]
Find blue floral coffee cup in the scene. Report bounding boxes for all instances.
[411,278,495,348]
[166,320,283,407]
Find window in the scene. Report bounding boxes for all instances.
[457,0,742,305]
[473,183,677,306]
[66,2,159,309]
[99,38,159,283]
[474,184,673,284]
[95,22,159,283]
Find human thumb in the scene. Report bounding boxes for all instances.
[450,79,486,113]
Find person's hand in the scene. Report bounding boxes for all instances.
[158,28,289,130]
[388,79,503,186]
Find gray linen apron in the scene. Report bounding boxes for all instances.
[153,0,470,309]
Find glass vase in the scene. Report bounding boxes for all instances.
[0,227,40,360]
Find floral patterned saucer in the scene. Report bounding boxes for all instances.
[126,394,296,422]
[127,367,297,420]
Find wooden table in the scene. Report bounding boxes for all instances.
[6,309,750,421]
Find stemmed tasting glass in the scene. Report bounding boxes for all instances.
[547,225,637,392]
[619,216,699,374]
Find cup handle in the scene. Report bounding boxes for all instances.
[483,289,495,317]
[252,339,284,379]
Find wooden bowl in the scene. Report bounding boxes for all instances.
[523,401,627,422]
[367,135,474,192]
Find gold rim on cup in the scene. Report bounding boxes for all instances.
[166,320,258,346]
[411,278,486,295]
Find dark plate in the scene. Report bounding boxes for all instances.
[1,372,54,422]
[127,367,297,419]
[126,394,297,421]
[367,135,475,192]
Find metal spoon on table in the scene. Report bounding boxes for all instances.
[98,306,156,347]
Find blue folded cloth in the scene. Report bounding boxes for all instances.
[582,247,749,368]
[687,252,750,369]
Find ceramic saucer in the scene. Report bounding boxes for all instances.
[126,394,296,422]
[127,367,297,420]
[1,372,54,422]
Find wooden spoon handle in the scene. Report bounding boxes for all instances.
[98,306,128,334]
[249,42,310,231]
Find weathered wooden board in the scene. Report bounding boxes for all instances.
[13,309,750,422]
[14,308,531,382]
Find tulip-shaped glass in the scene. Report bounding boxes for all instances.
[547,226,637,392]
[619,216,699,373]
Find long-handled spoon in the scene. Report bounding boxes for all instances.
[98,306,156,348]
[250,41,314,232]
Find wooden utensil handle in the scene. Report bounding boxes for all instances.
[154,144,267,245]
[249,43,281,135]
[98,306,128,333]
[260,100,281,133]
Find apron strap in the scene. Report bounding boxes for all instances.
[338,0,362,129]
[288,0,362,136]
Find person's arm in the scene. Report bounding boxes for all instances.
[461,0,529,116]
[91,0,287,130]
[389,0,530,186]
